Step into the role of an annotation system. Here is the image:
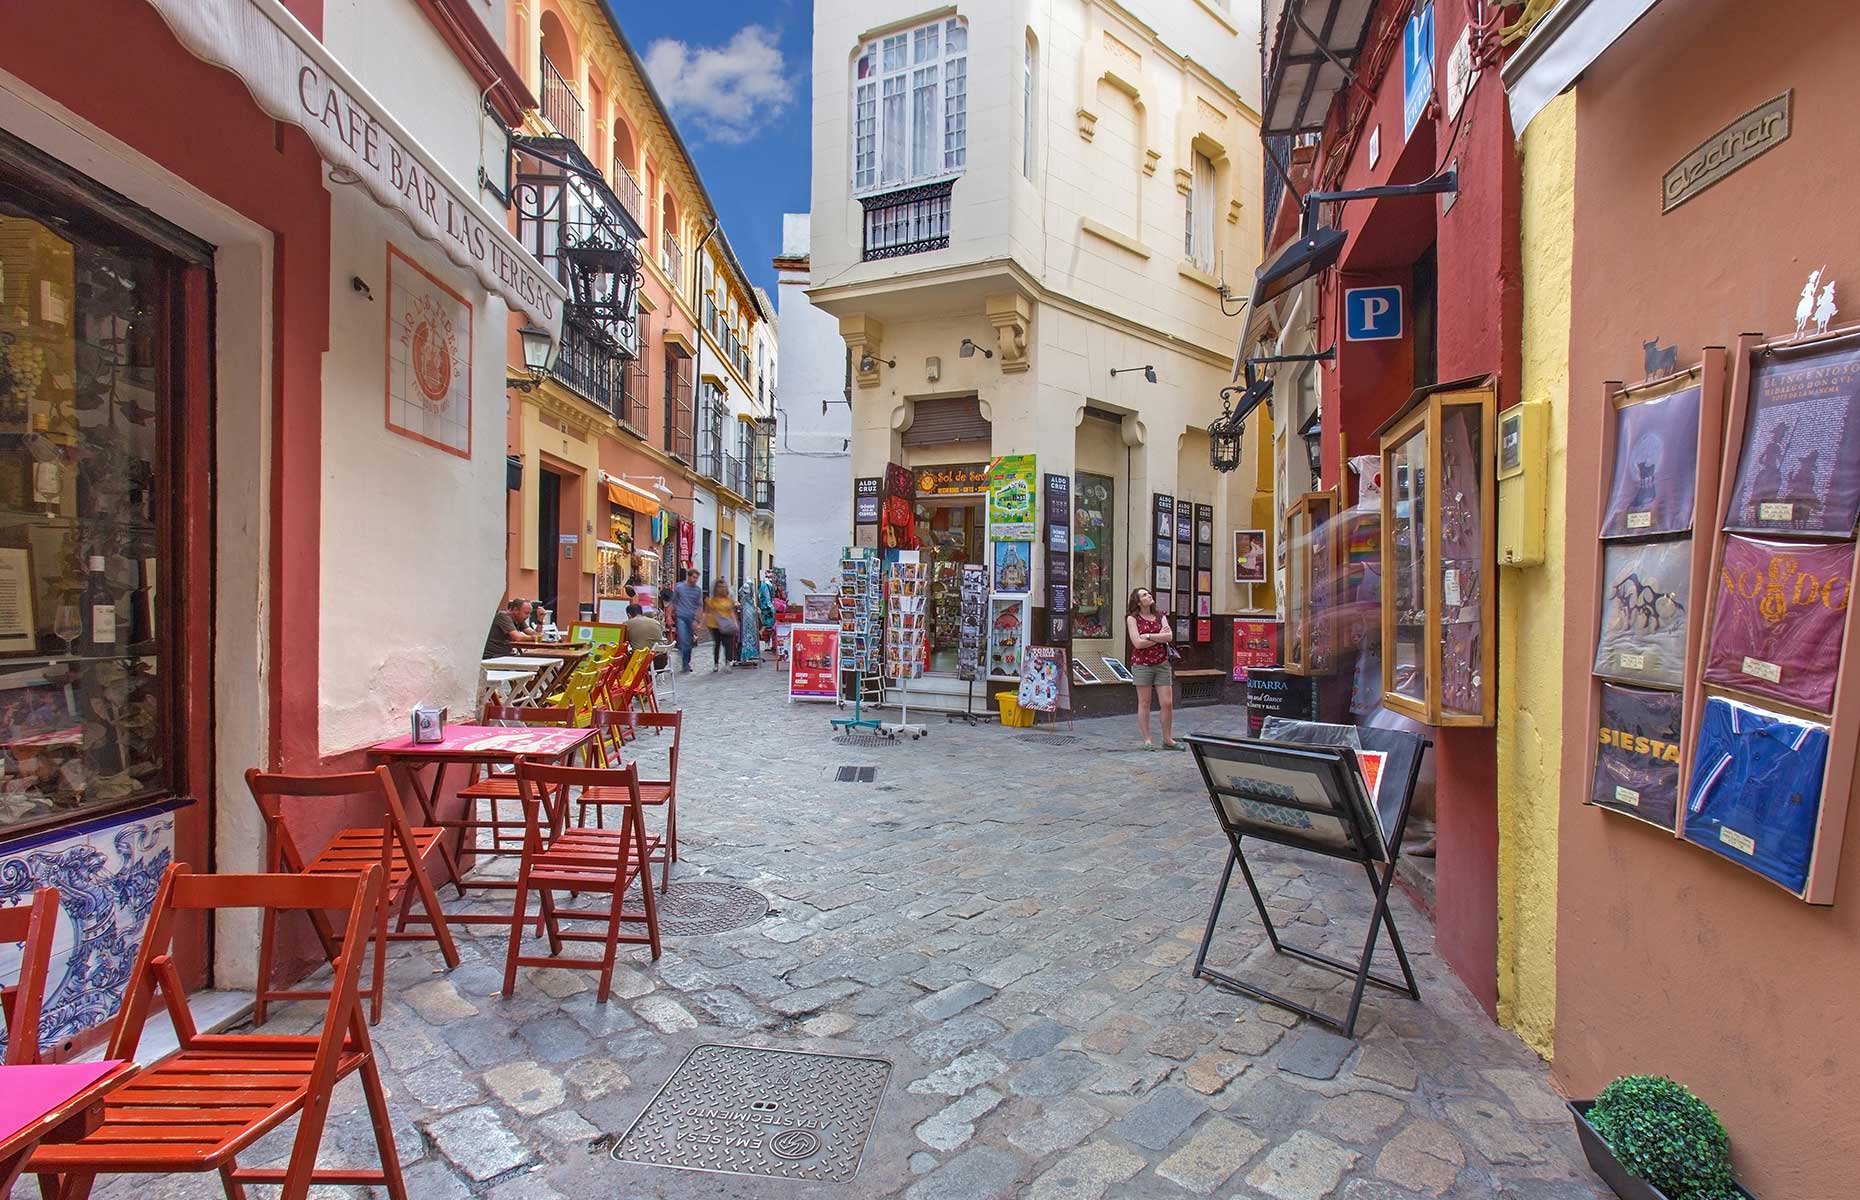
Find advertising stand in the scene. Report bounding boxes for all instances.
[882,552,928,739]
[1186,726,1430,1037]
[831,547,882,734]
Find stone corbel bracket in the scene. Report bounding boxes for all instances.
[841,313,886,389]
[984,292,1033,374]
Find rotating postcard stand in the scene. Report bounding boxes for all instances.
[1186,726,1430,1038]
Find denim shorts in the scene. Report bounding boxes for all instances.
[1130,661,1172,689]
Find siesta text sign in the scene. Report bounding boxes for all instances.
[146,0,565,337]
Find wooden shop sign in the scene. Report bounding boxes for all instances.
[1662,91,1791,214]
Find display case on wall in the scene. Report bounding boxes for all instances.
[1283,490,1338,676]
[1377,379,1497,726]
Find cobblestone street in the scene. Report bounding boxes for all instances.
[74,667,1604,1200]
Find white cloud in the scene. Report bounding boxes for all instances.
[643,25,793,146]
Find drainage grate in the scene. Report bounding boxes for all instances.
[610,1043,892,1183]
[834,766,878,783]
[1180,675,1225,704]
[832,734,895,748]
[649,881,771,936]
[1018,733,1082,746]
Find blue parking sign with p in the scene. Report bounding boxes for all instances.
[1345,286,1403,341]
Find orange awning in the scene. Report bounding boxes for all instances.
[605,478,661,518]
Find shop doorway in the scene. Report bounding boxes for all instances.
[918,494,985,673]
[537,468,562,620]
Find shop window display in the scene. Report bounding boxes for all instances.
[1071,472,1112,639]
[1593,538,1693,688]
[0,190,180,833]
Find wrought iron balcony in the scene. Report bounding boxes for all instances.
[754,476,774,512]
[724,453,750,499]
[553,319,627,420]
[612,163,643,228]
[861,180,953,261]
[540,55,584,144]
[514,134,645,366]
[697,445,723,483]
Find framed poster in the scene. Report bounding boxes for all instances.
[987,455,1038,540]
[987,596,1028,679]
[1174,615,1191,642]
[1234,530,1269,584]
[992,541,1032,595]
[1156,537,1173,566]
[1017,645,1069,712]
[1232,618,1282,680]
[1725,341,1860,535]
[0,548,36,654]
[1593,538,1693,686]
[1195,596,1212,618]
[386,244,472,458]
[1196,618,1212,643]
[1071,658,1100,685]
[788,624,842,701]
[1100,656,1135,683]
[1600,384,1701,538]
[802,593,839,624]
[1154,565,1171,592]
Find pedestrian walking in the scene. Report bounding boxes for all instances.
[669,569,704,673]
[705,578,740,670]
[1125,587,1182,750]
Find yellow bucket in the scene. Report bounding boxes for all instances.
[994,692,1036,727]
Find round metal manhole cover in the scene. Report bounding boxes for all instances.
[832,734,896,748]
[653,881,771,936]
[768,1129,821,1160]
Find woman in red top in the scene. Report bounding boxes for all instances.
[1125,587,1181,750]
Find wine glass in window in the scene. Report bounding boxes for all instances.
[52,604,81,657]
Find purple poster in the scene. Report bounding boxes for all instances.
[1703,535,1852,713]
[1600,385,1701,539]
[1726,343,1860,535]
[1592,682,1682,830]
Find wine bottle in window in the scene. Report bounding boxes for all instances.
[82,554,117,657]
[127,557,153,648]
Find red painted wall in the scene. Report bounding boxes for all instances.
[1310,0,1518,1014]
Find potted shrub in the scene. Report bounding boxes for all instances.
[1569,1075,1756,1199]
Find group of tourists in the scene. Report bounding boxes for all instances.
[665,569,744,673]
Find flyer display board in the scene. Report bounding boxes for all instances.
[789,624,842,701]
[1044,473,1072,644]
[1017,645,1070,713]
[839,547,880,676]
[1175,499,1194,617]
[957,564,987,681]
[987,455,1037,540]
[885,555,927,682]
[1152,493,1175,609]
[1194,503,1214,641]
[987,596,1027,680]
[1233,619,1282,681]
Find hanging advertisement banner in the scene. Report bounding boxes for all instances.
[987,454,1038,540]
[789,624,843,701]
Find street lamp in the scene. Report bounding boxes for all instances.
[507,324,556,392]
[562,240,639,324]
[858,351,895,373]
[1110,365,1157,383]
[1209,387,1244,473]
[959,337,993,359]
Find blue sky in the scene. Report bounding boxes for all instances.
[602,0,813,297]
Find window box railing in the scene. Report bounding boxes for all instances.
[540,55,584,145]
[754,477,774,511]
[724,453,750,499]
[612,163,643,227]
[553,319,627,421]
[697,446,723,483]
[861,179,954,260]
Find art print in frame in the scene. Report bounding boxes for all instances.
[1100,656,1135,683]
[1188,736,1383,862]
[1600,384,1701,538]
[1593,538,1692,687]
[1234,530,1269,584]
[1726,341,1860,535]
[991,541,1032,595]
[385,244,473,459]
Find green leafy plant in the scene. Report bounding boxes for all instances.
[1588,1075,1735,1198]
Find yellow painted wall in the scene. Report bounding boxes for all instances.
[1495,90,1575,1058]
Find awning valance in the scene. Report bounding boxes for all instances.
[144,0,566,338]
[604,477,661,519]
[1502,0,1663,137]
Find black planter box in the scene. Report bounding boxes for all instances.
[1569,1102,1757,1200]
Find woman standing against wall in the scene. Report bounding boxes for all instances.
[1126,587,1180,750]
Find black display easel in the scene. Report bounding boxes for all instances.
[1187,728,1430,1038]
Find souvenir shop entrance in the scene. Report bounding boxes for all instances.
[917,492,984,674]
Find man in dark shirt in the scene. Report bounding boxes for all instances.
[484,598,536,658]
[669,569,705,673]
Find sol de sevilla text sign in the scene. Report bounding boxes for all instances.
[789,624,842,702]
[144,0,565,338]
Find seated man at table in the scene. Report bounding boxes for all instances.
[484,597,537,658]
[624,602,664,653]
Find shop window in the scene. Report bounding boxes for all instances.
[0,144,205,835]
[1073,473,1115,639]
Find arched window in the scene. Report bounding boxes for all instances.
[850,16,967,194]
[613,119,637,181]
[538,11,582,141]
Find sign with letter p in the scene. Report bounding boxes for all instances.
[1344,285,1404,342]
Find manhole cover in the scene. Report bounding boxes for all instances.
[650,882,770,936]
[834,766,878,783]
[1018,733,1082,745]
[610,1043,891,1183]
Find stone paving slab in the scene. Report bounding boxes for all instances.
[56,665,1607,1199]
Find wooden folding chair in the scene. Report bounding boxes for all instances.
[31,866,406,1200]
[0,886,60,1064]
[502,758,660,1002]
[575,709,682,891]
[453,704,578,860]
[246,766,459,1026]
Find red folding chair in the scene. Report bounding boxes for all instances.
[31,866,406,1200]
[575,709,682,890]
[502,758,660,1002]
[246,766,460,1026]
[0,887,60,1064]
[453,704,577,860]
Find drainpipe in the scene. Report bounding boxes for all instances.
[688,216,720,576]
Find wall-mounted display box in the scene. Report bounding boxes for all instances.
[1283,490,1338,676]
[1377,378,1497,726]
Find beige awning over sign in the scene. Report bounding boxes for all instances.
[143,0,566,339]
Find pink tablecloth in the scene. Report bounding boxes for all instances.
[370,724,592,758]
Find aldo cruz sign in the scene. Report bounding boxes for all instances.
[1663,92,1792,214]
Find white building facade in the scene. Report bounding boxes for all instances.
[773,213,854,595]
[808,0,1268,703]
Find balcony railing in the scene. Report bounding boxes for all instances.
[612,163,643,227]
[697,445,723,483]
[754,476,774,512]
[661,233,683,286]
[665,358,694,463]
[540,55,583,145]
[861,180,953,260]
[724,453,750,499]
[553,320,627,420]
